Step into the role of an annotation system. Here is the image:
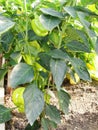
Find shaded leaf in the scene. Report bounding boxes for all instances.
[45,104,61,124]
[9,63,34,88]
[71,58,91,81]
[66,41,91,52]
[39,14,61,31]
[38,52,51,71]
[0,68,8,80]
[50,59,67,90]
[41,118,57,130]
[0,105,12,123]
[47,49,69,60]
[58,89,71,114]
[1,31,14,52]
[40,8,64,18]
[23,83,44,125]
[25,120,41,130]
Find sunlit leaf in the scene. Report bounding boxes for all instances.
[39,14,61,31]
[40,8,64,18]
[0,16,15,35]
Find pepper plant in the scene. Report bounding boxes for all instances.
[0,0,98,129]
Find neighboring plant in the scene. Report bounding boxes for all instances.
[0,0,98,129]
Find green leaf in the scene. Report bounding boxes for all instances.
[66,41,91,52]
[47,49,69,60]
[0,16,15,35]
[10,51,22,63]
[63,6,77,18]
[23,83,44,125]
[40,8,64,18]
[38,52,51,71]
[9,63,34,88]
[0,68,7,80]
[25,121,41,130]
[0,105,12,123]
[45,104,61,124]
[71,58,91,81]
[39,14,61,31]
[58,89,71,114]
[1,31,14,52]
[50,59,67,90]
[41,118,57,130]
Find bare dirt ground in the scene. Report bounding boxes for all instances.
[5,81,98,130]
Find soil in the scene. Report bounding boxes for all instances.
[5,81,98,130]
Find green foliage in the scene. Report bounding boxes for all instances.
[0,105,12,123]
[0,0,98,129]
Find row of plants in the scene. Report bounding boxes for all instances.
[0,0,98,129]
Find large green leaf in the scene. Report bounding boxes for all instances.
[40,8,64,18]
[45,104,61,124]
[58,89,71,114]
[50,59,67,90]
[0,16,15,35]
[66,41,91,52]
[71,58,91,81]
[41,118,57,130]
[23,83,44,125]
[9,63,34,88]
[39,14,61,31]
[0,105,12,123]
[47,49,69,60]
